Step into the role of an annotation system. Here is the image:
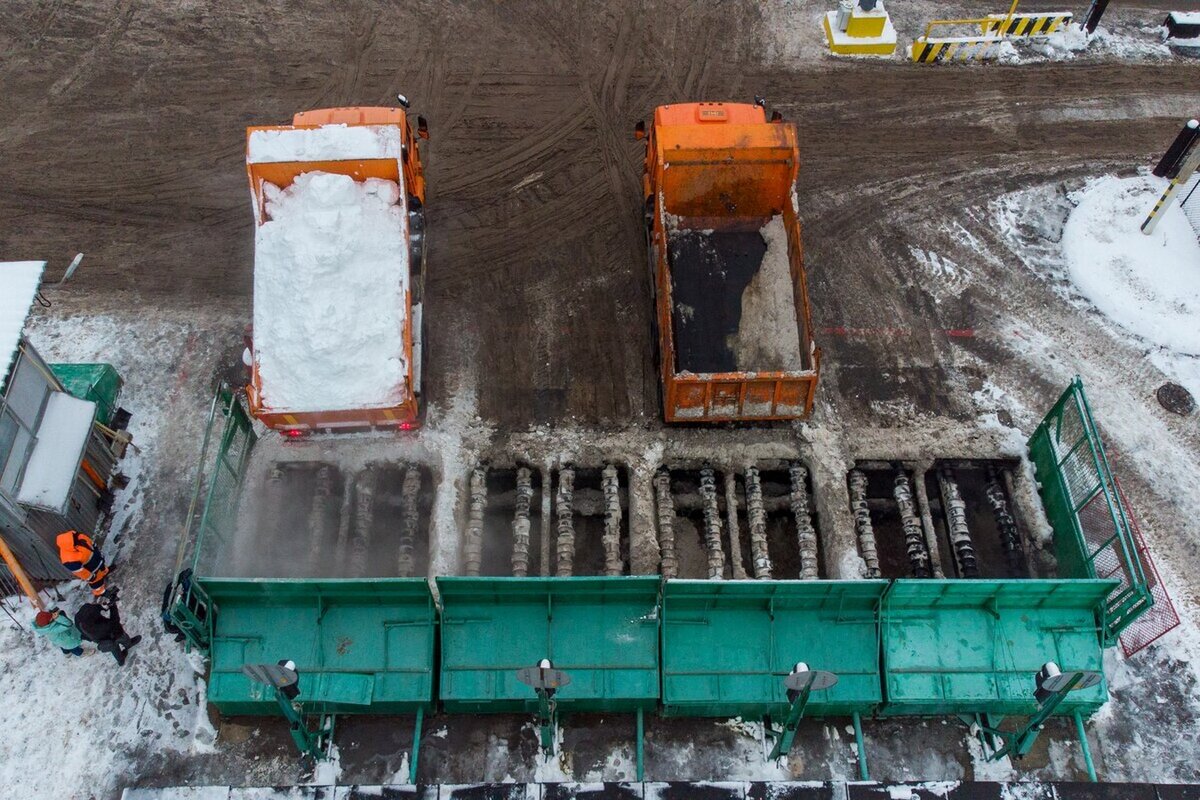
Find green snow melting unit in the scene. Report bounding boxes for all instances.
[50,362,122,426]
[437,576,661,713]
[202,578,436,716]
[661,579,886,718]
[1028,377,1153,645]
[880,578,1115,716]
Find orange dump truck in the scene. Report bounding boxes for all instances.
[245,106,428,433]
[639,102,819,423]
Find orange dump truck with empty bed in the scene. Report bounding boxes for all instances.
[245,106,429,433]
[639,102,819,423]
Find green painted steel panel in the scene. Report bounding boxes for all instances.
[50,363,122,426]
[201,578,435,715]
[661,579,887,718]
[1028,377,1153,644]
[438,577,661,713]
[880,579,1116,717]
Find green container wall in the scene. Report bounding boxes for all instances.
[438,577,661,713]
[49,363,122,426]
[202,578,436,716]
[661,579,886,718]
[880,579,1116,717]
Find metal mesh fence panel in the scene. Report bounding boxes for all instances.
[1114,478,1181,657]
[1028,377,1153,645]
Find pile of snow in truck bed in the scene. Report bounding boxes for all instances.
[1060,174,1200,355]
[247,124,403,163]
[254,171,409,413]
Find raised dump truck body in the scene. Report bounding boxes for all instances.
[642,102,819,423]
[245,106,427,432]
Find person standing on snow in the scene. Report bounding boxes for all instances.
[31,608,85,657]
[56,530,113,598]
[75,596,141,666]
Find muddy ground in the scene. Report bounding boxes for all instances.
[2,1,1200,798]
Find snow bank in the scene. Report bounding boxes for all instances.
[0,260,45,388]
[15,392,95,512]
[247,124,403,163]
[254,171,409,413]
[1061,174,1200,355]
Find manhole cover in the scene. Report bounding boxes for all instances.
[1157,382,1195,415]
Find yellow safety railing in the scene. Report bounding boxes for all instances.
[922,0,1019,40]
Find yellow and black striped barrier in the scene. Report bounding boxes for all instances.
[982,12,1073,37]
[911,36,1005,63]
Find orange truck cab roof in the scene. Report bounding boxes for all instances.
[653,101,768,127]
[292,106,408,127]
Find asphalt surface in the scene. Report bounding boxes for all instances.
[2,1,1198,429]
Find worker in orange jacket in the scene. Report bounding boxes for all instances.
[56,530,111,597]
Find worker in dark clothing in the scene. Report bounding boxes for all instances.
[75,596,141,666]
[57,530,112,597]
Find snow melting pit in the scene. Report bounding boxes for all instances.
[225,461,433,578]
[654,461,821,580]
[253,170,410,414]
[848,460,1033,580]
[466,463,547,577]
[463,463,629,577]
[1061,174,1200,355]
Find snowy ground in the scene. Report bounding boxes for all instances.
[763,2,1182,65]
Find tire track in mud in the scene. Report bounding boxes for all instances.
[47,0,134,99]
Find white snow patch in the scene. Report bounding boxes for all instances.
[0,260,45,388]
[311,743,341,785]
[247,124,403,163]
[1087,24,1173,59]
[1027,22,1090,60]
[1168,11,1200,25]
[253,171,410,413]
[15,392,96,513]
[1060,174,1200,355]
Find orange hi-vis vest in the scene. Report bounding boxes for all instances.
[56,531,109,596]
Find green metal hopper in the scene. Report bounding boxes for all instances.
[50,362,122,426]
[437,576,661,713]
[203,578,436,715]
[661,579,887,718]
[880,578,1116,716]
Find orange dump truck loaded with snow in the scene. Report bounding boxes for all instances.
[245,106,428,433]
[639,102,820,423]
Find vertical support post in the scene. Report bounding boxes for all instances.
[1083,0,1111,34]
[724,471,747,579]
[1074,711,1098,783]
[999,0,1020,35]
[464,466,487,576]
[852,712,870,780]
[699,466,726,579]
[1144,133,1200,235]
[654,469,678,579]
[409,706,425,784]
[636,706,646,781]
[536,687,556,755]
[275,689,322,760]
[744,465,770,579]
[555,466,576,577]
[767,684,812,760]
[848,470,881,578]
